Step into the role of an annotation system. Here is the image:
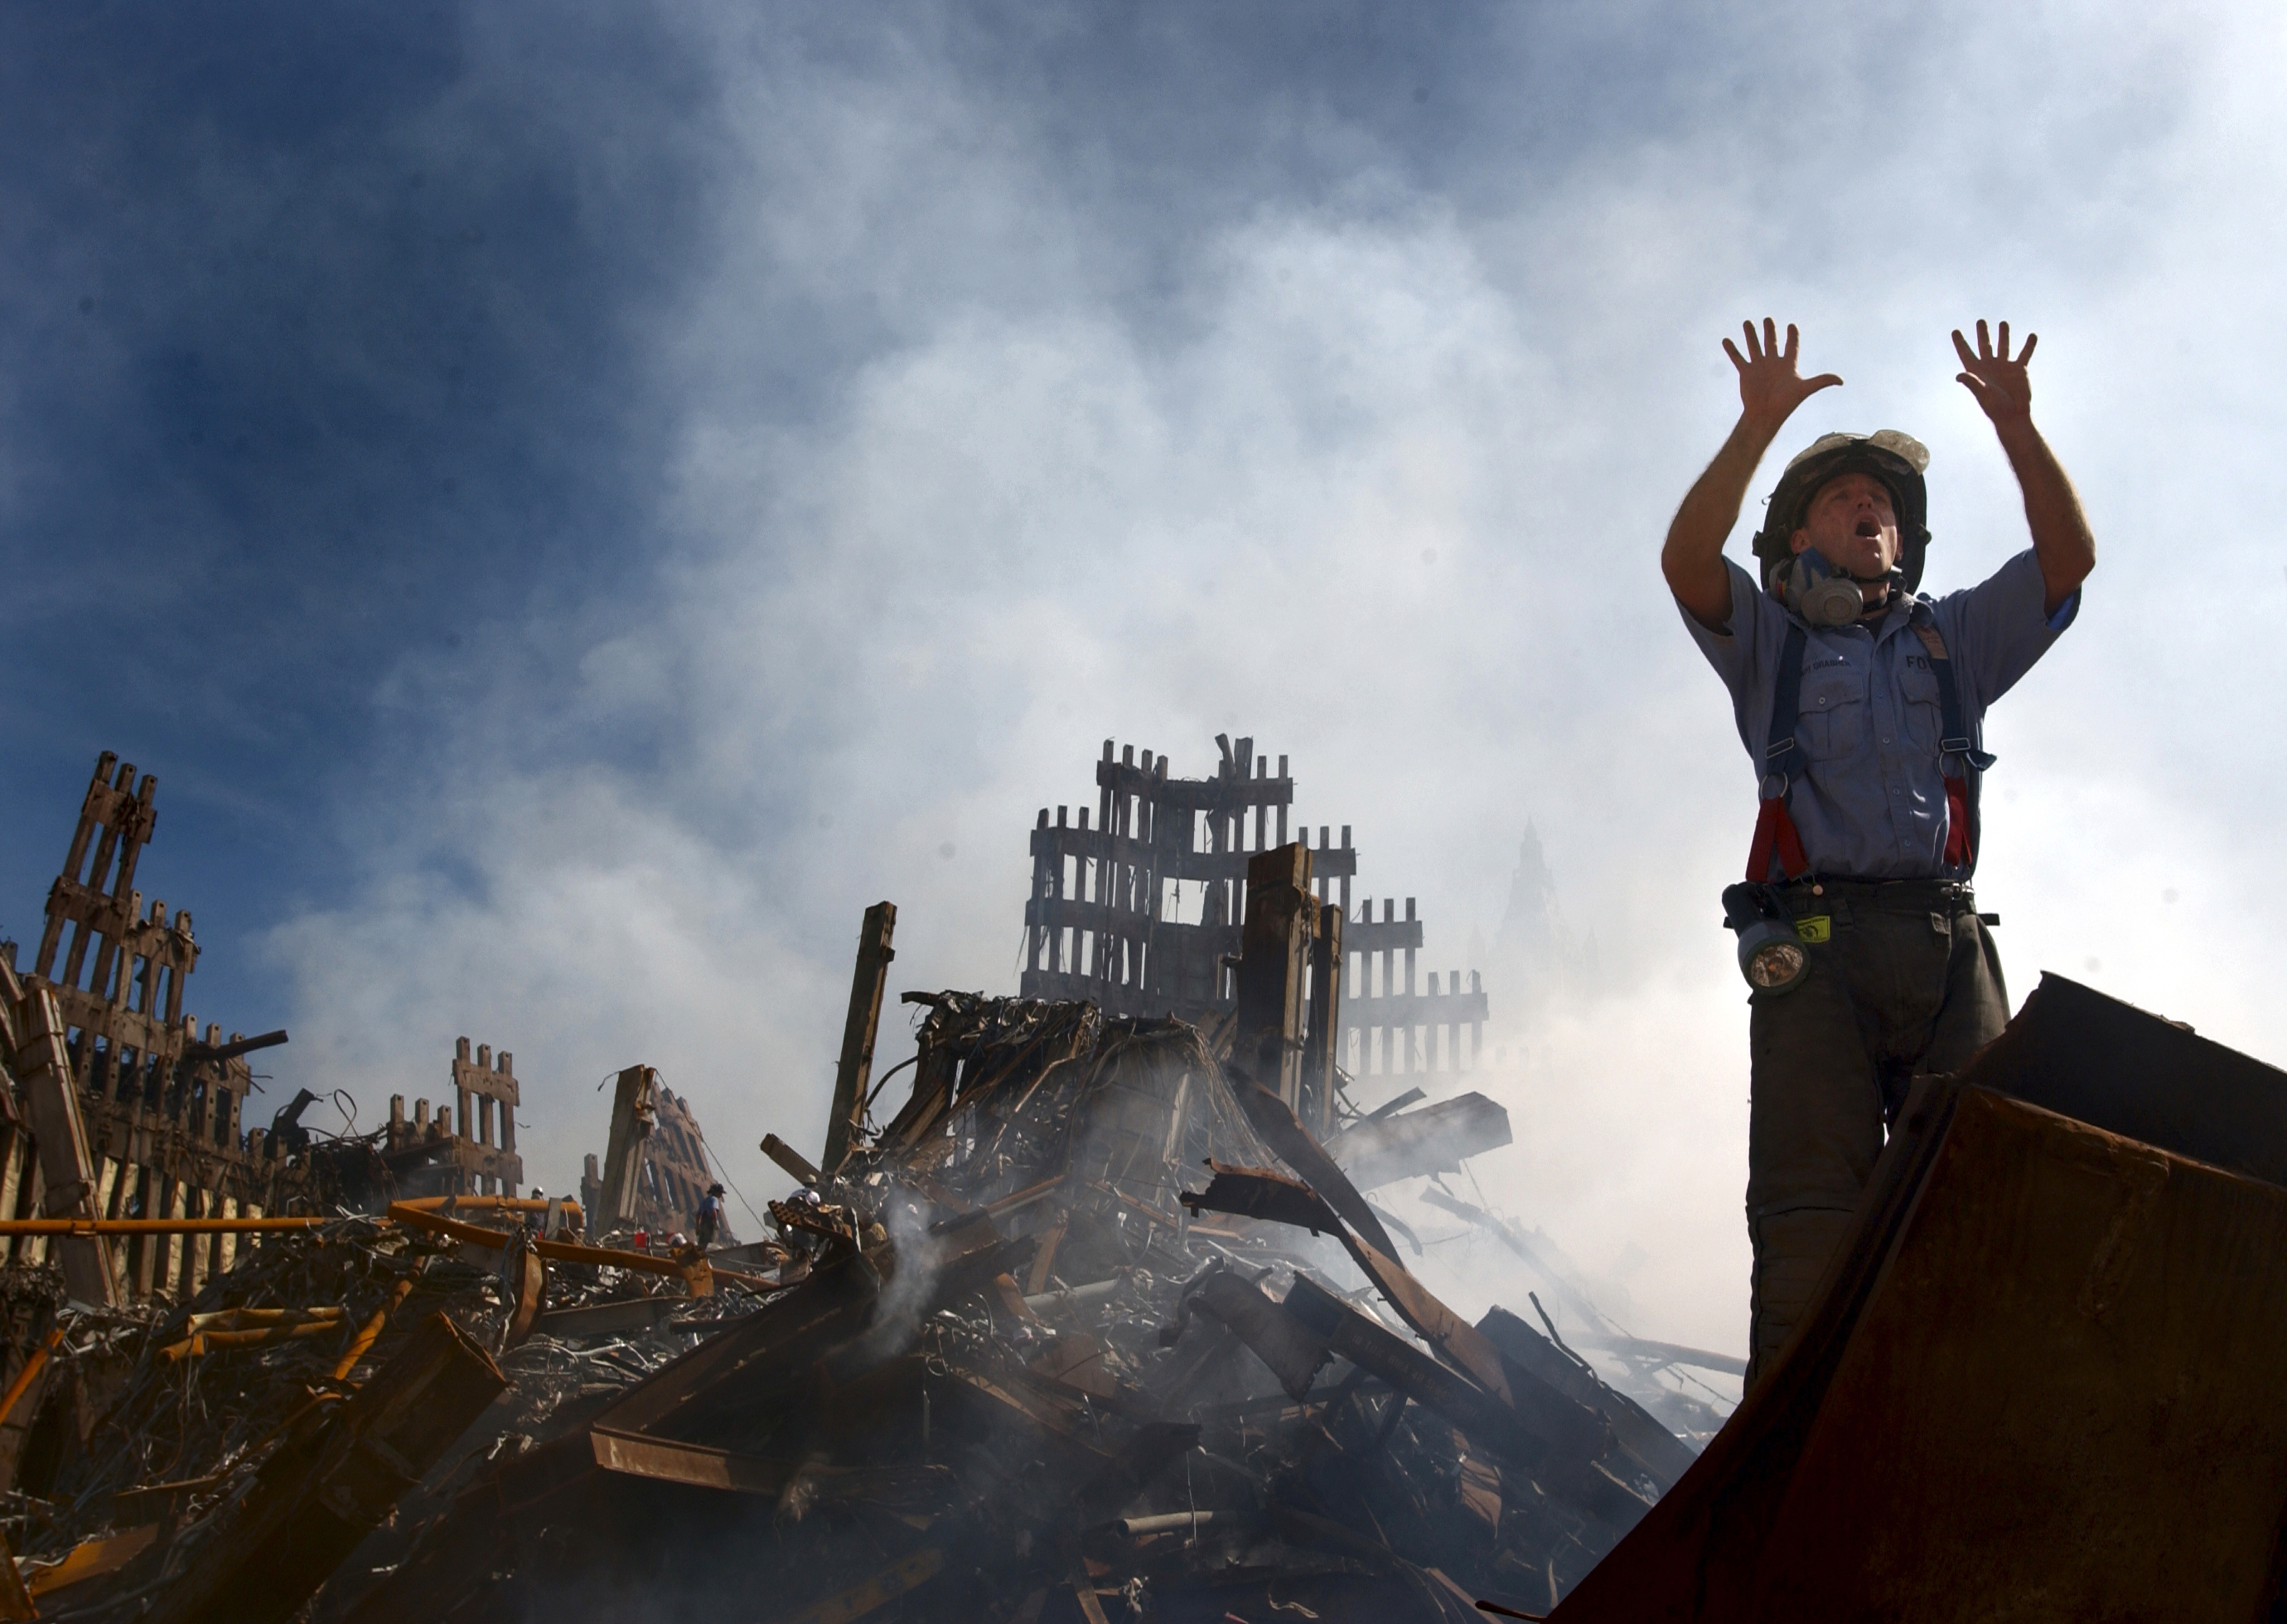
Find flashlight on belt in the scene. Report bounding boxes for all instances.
[1723,882,1810,995]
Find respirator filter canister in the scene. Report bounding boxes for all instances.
[1782,550,1878,629]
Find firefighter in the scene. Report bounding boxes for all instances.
[1661,318,2096,1387]
[694,1182,727,1249]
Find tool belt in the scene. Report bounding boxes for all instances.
[1775,877,1978,911]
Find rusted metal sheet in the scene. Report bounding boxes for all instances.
[1971,970,2287,1187]
[1172,1266,1332,1400]
[23,1522,157,1597]
[1554,1076,2287,1622]
[1179,1162,1518,1407]
[145,1311,507,1624]
[767,1547,945,1624]
[1330,1090,1513,1192]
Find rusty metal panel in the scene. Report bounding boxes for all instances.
[1554,1083,2287,1622]
[145,1311,508,1624]
[1974,970,2287,1187]
[1330,1090,1513,1193]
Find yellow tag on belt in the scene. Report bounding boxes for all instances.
[1794,915,1832,944]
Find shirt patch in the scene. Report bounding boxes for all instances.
[1794,915,1833,944]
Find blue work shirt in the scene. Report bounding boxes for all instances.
[1680,550,2077,881]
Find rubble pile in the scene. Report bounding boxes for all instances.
[1,759,1716,1621]
[320,990,1690,1623]
[0,1216,776,1620]
[13,749,2273,1618]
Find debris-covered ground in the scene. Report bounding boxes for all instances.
[0,1217,776,1621]
[0,984,1720,1623]
[326,995,1698,1623]
[4,747,2275,1622]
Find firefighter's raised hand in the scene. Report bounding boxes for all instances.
[1665,321,1839,629]
[1955,318,2091,613]
[1724,319,1842,432]
[1952,319,2036,428]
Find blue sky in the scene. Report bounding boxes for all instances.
[6,1,2284,1358]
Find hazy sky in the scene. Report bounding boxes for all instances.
[6,2,2284,1361]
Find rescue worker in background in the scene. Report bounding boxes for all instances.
[695,1182,727,1249]
[1661,318,2096,1389]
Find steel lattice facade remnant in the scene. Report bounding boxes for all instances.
[1021,734,1490,1080]
[4,754,307,1303]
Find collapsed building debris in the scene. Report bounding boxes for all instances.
[311,843,1665,1622]
[0,1201,775,1619]
[579,1064,724,1243]
[0,754,1676,1620]
[7,743,2279,1622]
[1023,736,1490,1081]
[376,1038,523,1200]
[2,755,307,1308]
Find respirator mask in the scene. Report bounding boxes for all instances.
[1779,549,1900,628]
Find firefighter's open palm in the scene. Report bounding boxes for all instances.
[1952,319,2036,427]
[1724,318,1842,431]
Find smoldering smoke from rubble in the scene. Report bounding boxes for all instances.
[847,1189,955,1369]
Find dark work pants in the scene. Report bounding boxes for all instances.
[1743,881,2009,1390]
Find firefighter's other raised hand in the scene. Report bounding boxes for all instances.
[1724,318,1843,432]
[1951,319,2036,428]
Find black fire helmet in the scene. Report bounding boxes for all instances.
[1751,430,1932,593]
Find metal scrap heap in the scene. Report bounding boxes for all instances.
[0,1208,772,1620]
[0,776,1690,1622]
[326,974,1685,1624]
[10,749,2281,1620]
